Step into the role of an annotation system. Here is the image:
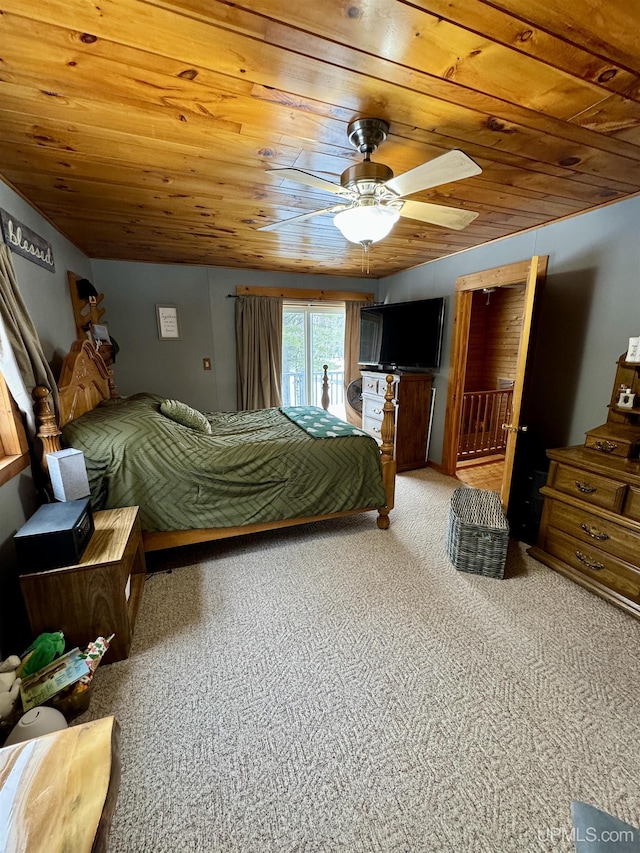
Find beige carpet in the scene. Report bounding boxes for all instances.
[80,468,640,852]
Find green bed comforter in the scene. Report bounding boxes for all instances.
[62,394,386,532]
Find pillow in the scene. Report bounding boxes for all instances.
[160,399,212,434]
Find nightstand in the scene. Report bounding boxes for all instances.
[19,506,146,662]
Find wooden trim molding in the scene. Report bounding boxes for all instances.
[455,260,534,292]
[0,370,30,485]
[0,372,28,456]
[0,452,30,487]
[235,286,374,302]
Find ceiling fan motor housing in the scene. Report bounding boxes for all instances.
[340,161,394,195]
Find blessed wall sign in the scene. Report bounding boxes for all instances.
[0,209,55,272]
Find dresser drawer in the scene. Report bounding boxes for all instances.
[584,433,639,459]
[546,527,640,602]
[362,394,386,424]
[552,464,627,512]
[624,486,640,522]
[546,500,640,564]
[362,376,379,394]
[362,374,383,398]
[362,414,383,441]
[361,372,398,402]
[584,423,640,460]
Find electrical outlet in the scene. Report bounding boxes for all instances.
[203,358,212,371]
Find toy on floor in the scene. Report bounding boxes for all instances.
[79,635,114,681]
[19,631,65,678]
[50,635,114,720]
[0,656,21,721]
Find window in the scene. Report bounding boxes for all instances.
[0,371,29,486]
[282,303,346,418]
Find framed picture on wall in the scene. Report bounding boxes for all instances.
[156,304,181,340]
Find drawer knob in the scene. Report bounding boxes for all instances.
[575,480,597,494]
[594,439,617,453]
[373,408,382,415]
[372,426,380,434]
[580,523,609,541]
[575,550,604,571]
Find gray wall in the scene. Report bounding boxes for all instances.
[0,179,92,653]
[379,195,640,465]
[90,261,377,412]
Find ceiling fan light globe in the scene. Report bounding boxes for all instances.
[333,205,399,245]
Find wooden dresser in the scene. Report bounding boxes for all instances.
[529,354,640,619]
[361,370,433,472]
[529,447,640,619]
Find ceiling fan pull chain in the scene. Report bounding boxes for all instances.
[361,242,371,274]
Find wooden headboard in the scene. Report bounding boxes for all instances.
[34,339,117,466]
[56,339,116,427]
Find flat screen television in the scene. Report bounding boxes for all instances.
[358,297,445,371]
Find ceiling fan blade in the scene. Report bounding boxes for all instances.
[267,168,350,197]
[257,204,349,232]
[398,199,479,230]
[385,150,482,198]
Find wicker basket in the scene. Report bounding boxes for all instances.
[446,487,509,578]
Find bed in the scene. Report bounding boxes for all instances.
[34,341,397,552]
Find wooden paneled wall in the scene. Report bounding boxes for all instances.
[464,286,525,392]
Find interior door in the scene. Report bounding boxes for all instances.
[442,256,548,509]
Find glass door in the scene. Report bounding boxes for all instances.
[282,303,346,418]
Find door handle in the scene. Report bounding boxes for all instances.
[501,423,528,433]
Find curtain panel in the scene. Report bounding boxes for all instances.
[235,294,283,410]
[343,300,369,426]
[0,244,58,437]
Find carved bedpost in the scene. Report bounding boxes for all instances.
[32,385,63,472]
[377,374,396,530]
[321,365,330,411]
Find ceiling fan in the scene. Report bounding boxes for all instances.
[258,118,482,251]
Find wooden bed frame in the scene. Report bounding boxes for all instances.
[34,340,397,552]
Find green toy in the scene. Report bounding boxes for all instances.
[20,631,65,678]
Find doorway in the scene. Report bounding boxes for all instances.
[442,256,548,509]
[455,285,525,491]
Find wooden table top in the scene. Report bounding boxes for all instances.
[0,715,120,853]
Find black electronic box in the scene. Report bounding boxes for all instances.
[14,498,95,572]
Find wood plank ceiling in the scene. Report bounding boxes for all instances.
[0,1,638,277]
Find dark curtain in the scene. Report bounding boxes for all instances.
[0,244,58,437]
[235,294,283,410]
